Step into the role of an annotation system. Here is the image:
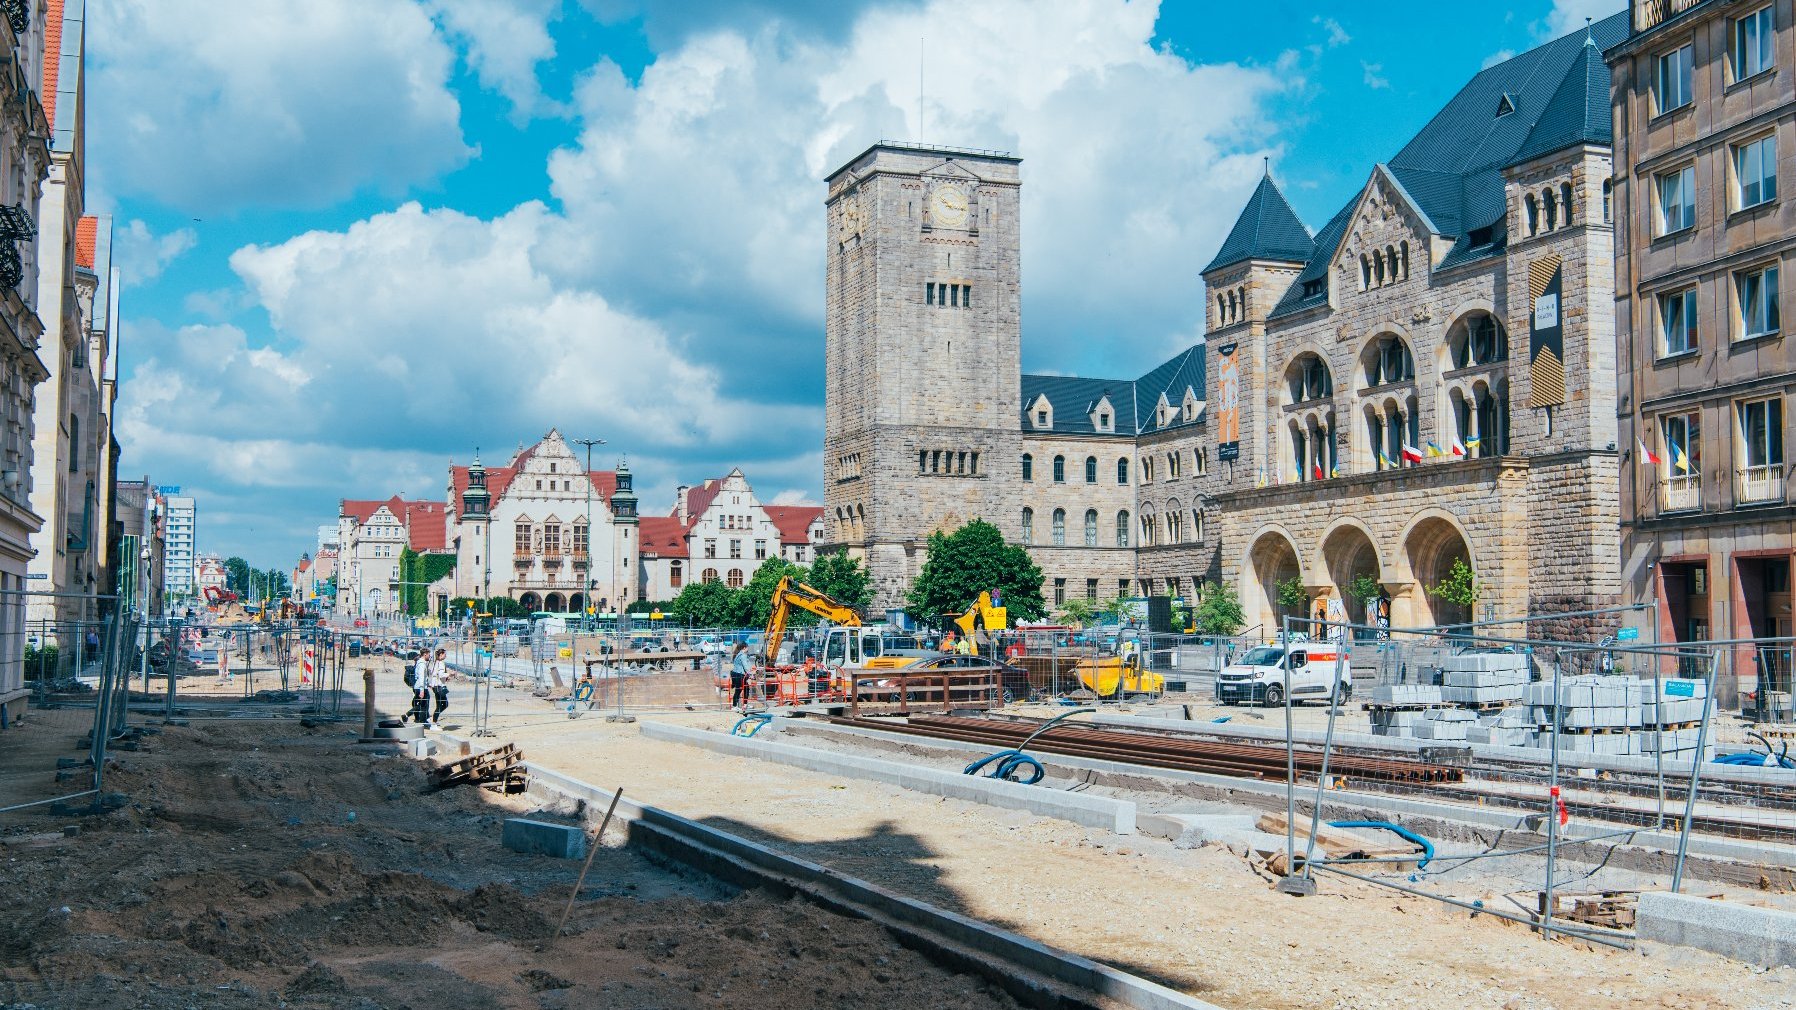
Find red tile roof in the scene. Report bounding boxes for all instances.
[41,0,63,125]
[405,500,449,552]
[295,558,311,573]
[637,515,689,558]
[74,216,95,270]
[448,464,618,512]
[339,497,395,525]
[765,505,825,545]
[682,479,722,521]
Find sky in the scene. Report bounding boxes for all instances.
[92,0,1623,568]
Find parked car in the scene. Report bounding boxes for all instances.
[904,654,1032,704]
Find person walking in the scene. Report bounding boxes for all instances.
[215,644,232,687]
[729,643,752,711]
[428,647,450,728]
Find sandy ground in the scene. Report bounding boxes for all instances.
[445,668,1796,1010]
[0,712,1038,1010]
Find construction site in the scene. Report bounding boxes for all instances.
[3,590,1795,1010]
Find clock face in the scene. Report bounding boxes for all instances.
[930,184,968,228]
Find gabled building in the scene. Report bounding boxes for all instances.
[335,495,445,617]
[637,468,823,602]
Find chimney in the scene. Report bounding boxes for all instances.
[674,485,690,525]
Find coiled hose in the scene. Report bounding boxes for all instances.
[731,713,772,738]
[963,707,1096,786]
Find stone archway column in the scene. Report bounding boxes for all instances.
[1385,580,1418,636]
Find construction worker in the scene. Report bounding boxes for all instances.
[940,630,957,654]
[954,634,974,656]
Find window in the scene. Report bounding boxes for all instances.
[1054,579,1066,605]
[1021,508,1034,544]
[1086,579,1098,601]
[1116,510,1130,547]
[1193,510,1206,543]
[1449,312,1508,368]
[1141,455,1155,483]
[1167,452,1181,479]
[755,540,767,560]
[1195,448,1208,475]
[514,521,531,555]
[1602,179,1612,223]
[704,539,717,559]
[670,561,684,588]
[1099,412,1110,428]
[1085,456,1097,483]
[1035,410,1048,426]
[1656,44,1693,114]
[1656,165,1696,235]
[727,569,744,588]
[1052,455,1065,482]
[702,568,719,584]
[1084,509,1098,547]
[1659,287,1699,356]
[1365,336,1415,386]
[1288,353,1332,402]
[1117,457,1129,484]
[1660,410,1702,511]
[1736,265,1780,341]
[1051,508,1066,546]
[1021,453,1033,481]
[1733,6,1774,81]
[729,539,742,559]
[1733,134,1778,210]
[1525,194,1539,235]
[1167,507,1184,543]
[543,522,562,556]
[1738,397,1785,502]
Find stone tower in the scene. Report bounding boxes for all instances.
[823,143,1024,609]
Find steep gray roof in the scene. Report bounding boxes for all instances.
[1020,344,1207,437]
[1203,173,1314,274]
[1266,12,1627,320]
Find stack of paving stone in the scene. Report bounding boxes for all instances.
[1367,681,1441,737]
[1525,675,1644,755]
[1407,707,1478,741]
[1633,677,1714,762]
[1439,651,1530,707]
[1466,708,1535,747]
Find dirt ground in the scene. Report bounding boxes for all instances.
[0,713,1036,1010]
[460,683,1796,1010]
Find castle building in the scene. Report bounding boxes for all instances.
[824,17,1630,631]
[446,429,639,614]
[1608,0,1795,709]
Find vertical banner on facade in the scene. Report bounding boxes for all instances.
[1527,255,1565,408]
[1216,342,1241,461]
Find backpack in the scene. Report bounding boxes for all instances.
[403,666,417,688]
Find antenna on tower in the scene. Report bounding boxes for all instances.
[919,38,925,141]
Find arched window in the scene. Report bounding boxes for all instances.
[702,568,720,583]
[1372,252,1385,286]
[1021,453,1033,481]
[1167,499,1184,543]
[1085,456,1097,483]
[1052,455,1066,482]
[1360,254,1372,290]
[1116,510,1131,547]
[1602,179,1612,223]
[1543,188,1557,230]
[1560,182,1574,225]
[1051,508,1066,546]
[1226,290,1237,323]
[727,569,744,588]
[1447,312,1509,368]
[1216,294,1225,324]
[1364,335,1416,387]
[670,561,684,588]
[1117,457,1129,484]
[1385,245,1398,283]
[1021,507,1034,544]
[1525,194,1539,235]
[1399,240,1410,279]
[1084,509,1098,547]
[1286,353,1333,403]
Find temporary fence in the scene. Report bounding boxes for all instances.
[1259,605,1796,947]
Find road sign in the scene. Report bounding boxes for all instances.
[1616,627,1640,642]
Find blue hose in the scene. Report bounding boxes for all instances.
[1329,820,1435,869]
[731,713,772,737]
[963,750,1046,784]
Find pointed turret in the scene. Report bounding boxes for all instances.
[462,452,490,518]
[1203,171,1314,274]
[610,458,638,522]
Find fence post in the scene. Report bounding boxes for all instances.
[1671,650,1720,893]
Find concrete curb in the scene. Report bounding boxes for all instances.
[1638,892,1796,967]
[516,759,1223,1010]
[639,720,1136,835]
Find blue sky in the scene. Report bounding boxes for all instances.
[92,0,1620,567]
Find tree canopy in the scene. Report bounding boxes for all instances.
[905,519,1045,624]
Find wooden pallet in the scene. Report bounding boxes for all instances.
[1542,889,1637,930]
[430,742,523,791]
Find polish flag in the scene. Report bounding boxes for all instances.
[1400,443,1425,464]
[1313,461,1325,480]
[1637,438,1662,466]
[1450,437,1466,457]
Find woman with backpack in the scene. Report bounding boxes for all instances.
[428,648,450,728]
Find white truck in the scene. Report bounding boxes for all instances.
[1215,639,1351,707]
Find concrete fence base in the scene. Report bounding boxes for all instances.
[1637,892,1796,968]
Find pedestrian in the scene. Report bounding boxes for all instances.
[408,647,427,692]
[215,646,231,686]
[84,629,99,664]
[729,642,752,711]
[428,647,450,728]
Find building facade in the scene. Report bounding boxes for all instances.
[1609,0,1795,709]
[162,494,195,601]
[824,21,1630,632]
[335,495,443,618]
[637,469,824,602]
[446,430,640,613]
[112,478,164,620]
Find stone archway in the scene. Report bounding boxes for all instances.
[518,592,541,612]
[1404,515,1473,627]
[544,592,565,612]
[1320,521,1382,627]
[1244,527,1305,634]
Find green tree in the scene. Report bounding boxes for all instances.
[669,580,742,628]
[741,556,811,630]
[1055,597,1098,626]
[482,596,529,619]
[1427,557,1480,621]
[1346,572,1383,607]
[806,550,872,610]
[1275,576,1308,613]
[223,556,252,596]
[1192,580,1247,637]
[261,569,293,600]
[905,519,1045,624]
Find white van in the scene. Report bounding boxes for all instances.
[1215,641,1351,707]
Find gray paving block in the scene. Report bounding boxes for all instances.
[1638,892,1796,968]
[502,817,586,859]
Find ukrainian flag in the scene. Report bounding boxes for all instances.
[1672,440,1691,474]
[1377,451,1395,469]
[1425,441,1445,457]
[1465,435,1481,450]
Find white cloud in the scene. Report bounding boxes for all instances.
[1313,16,1351,47]
[769,489,820,506]
[1481,49,1517,70]
[1361,60,1390,89]
[90,0,471,212]
[1541,0,1622,40]
[428,0,565,120]
[112,219,196,284]
[543,0,1289,377]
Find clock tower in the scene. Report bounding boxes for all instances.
[823,142,1023,608]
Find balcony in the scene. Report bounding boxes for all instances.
[513,556,532,570]
[1632,0,1705,32]
[1658,474,1702,513]
[1736,465,1786,506]
[571,552,589,570]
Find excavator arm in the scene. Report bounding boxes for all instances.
[761,575,861,667]
[951,591,1009,644]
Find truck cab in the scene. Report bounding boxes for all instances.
[820,625,928,671]
[1215,640,1351,707]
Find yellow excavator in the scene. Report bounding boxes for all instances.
[1074,633,1165,698]
[760,575,929,675]
[760,575,863,668]
[951,591,1009,645]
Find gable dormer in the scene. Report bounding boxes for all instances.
[1154,392,1173,429]
[1181,386,1204,424]
[1028,393,1053,430]
[1089,395,1115,433]
[1339,166,1436,295]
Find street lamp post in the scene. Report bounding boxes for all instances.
[574,437,606,631]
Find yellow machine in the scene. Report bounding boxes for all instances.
[760,575,864,668]
[951,591,1009,644]
[1074,641,1165,698]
